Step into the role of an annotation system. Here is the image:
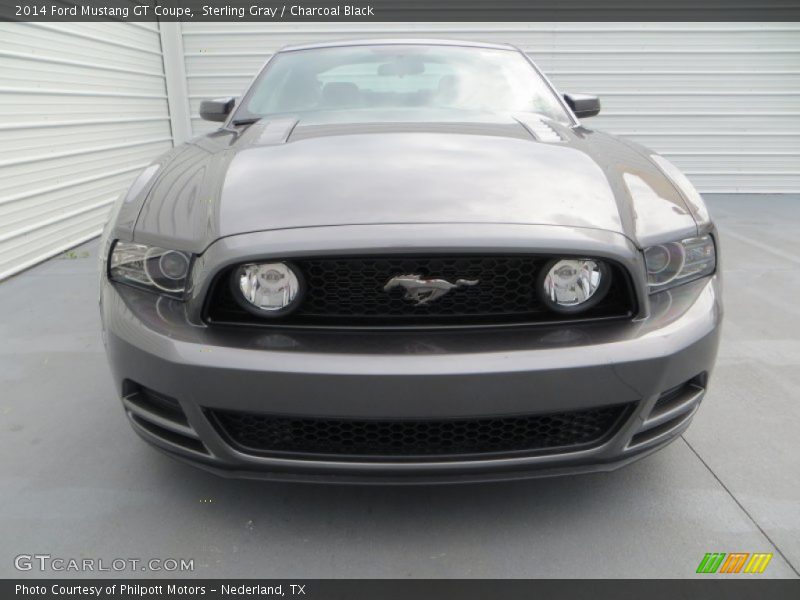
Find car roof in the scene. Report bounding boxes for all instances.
[279,38,520,53]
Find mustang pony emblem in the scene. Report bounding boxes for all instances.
[383,274,479,305]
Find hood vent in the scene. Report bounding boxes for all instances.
[255,117,299,145]
[513,115,565,142]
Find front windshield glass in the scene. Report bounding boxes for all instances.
[237,44,571,124]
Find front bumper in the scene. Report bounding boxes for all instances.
[100,263,721,484]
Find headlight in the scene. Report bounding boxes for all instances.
[109,241,191,297]
[537,258,611,314]
[644,235,715,293]
[232,262,303,316]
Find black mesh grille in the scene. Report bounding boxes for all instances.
[300,256,536,317]
[210,405,630,460]
[205,255,634,328]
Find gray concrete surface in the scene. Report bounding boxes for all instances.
[0,195,798,579]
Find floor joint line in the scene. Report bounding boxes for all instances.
[681,435,800,577]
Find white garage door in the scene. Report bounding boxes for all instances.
[181,22,800,194]
[0,22,174,280]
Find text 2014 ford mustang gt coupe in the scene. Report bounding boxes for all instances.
[99,40,721,483]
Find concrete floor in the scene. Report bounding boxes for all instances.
[0,195,798,579]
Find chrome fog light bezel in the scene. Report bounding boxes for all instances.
[536,257,612,315]
[230,261,306,318]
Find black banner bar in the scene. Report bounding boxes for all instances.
[4,579,800,600]
[2,0,800,22]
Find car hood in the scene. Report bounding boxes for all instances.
[131,111,699,253]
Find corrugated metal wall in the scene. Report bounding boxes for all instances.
[0,22,174,280]
[181,22,800,194]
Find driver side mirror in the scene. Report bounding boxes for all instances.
[563,93,601,118]
[200,97,236,122]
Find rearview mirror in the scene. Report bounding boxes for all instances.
[200,97,236,122]
[377,56,425,77]
[563,93,601,118]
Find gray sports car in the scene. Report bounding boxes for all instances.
[99,40,721,483]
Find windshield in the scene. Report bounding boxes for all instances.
[235,44,572,124]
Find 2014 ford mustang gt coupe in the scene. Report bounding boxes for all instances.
[99,40,721,483]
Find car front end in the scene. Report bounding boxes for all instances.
[99,40,721,483]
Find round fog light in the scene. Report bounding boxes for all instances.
[537,258,611,314]
[233,262,303,316]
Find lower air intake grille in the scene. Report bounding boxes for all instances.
[210,405,631,460]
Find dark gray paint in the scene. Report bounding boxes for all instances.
[100,41,721,481]
[126,110,698,254]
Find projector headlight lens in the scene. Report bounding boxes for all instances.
[538,258,611,314]
[644,235,715,292]
[109,241,190,296]
[233,262,303,316]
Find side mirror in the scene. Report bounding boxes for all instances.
[200,97,236,122]
[563,93,601,118]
